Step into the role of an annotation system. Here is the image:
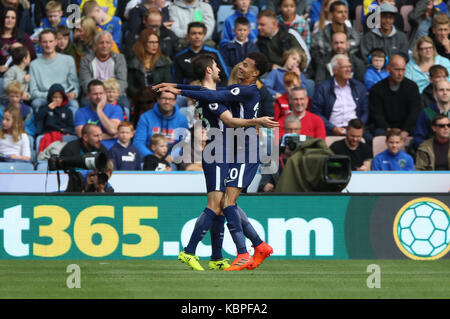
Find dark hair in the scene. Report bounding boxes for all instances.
[192,54,216,81]
[87,79,104,93]
[55,24,70,37]
[11,45,29,66]
[234,16,249,27]
[432,114,449,126]
[81,123,100,136]
[247,52,269,76]
[38,28,56,42]
[430,64,449,78]
[347,118,363,130]
[370,48,386,59]
[187,21,207,34]
[329,1,346,13]
[0,7,18,37]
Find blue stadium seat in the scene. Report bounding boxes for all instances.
[0,162,34,171]
[35,160,48,172]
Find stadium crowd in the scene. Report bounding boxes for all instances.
[0,0,449,181]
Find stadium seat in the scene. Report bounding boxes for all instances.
[325,136,345,147]
[0,162,34,171]
[355,5,363,32]
[372,135,387,157]
[62,134,78,143]
[400,5,413,36]
[36,160,48,171]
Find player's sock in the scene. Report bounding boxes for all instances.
[237,205,263,248]
[210,214,225,260]
[184,208,216,255]
[223,204,247,254]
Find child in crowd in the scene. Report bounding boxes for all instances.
[40,1,68,29]
[1,81,35,136]
[108,121,141,170]
[364,48,390,91]
[273,71,301,121]
[220,17,260,75]
[277,0,310,48]
[35,83,75,154]
[55,25,81,72]
[371,128,415,171]
[82,0,122,50]
[2,46,31,103]
[220,0,258,48]
[0,107,31,162]
[104,78,128,121]
[143,133,172,171]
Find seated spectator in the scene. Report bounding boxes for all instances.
[330,118,372,171]
[127,29,172,101]
[169,0,215,43]
[0,107,30,161]
[369,54,422,141]
[177,120,205,171]
[312,0,354,34]
[408,0,440,48]
[414,80,450,149]
[82,0,122,50]
[310,54,368,137]
[74,80,124,150]
[126,0,171,36]
[55,25,81,73]
[1,81,35,136]
[60,123,108,157]
[220,0,258,48]
[220,16,260,75]
[2,45,31,103]
[29,29,79,116]
[421,64,448,109]
[0,0,33,35]
[277,0,310,48]
[360,3,408,62]
[133,90,189,159]
[267,0,309,17]
[79,31,128,110]
[173,22,229,87]
[80,0,119,17]
[429,13,450,60]
[143,133,172,170]
[72,16,98,58]
[273,71,301,121]
[405,36,450,94]
[362,0,404,33]
[264,47,314,99]
[415,114,450,170]
[39,0,67,29]
[278,86,326,139]
[33,0,70,29]
[104,78,128,121]
[108,121,142,170]
[371,128,415,171]
[364,48,390,91]
[35,83,75,155]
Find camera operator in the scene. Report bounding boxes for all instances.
[84,159,115,192]
[60,123,108,158]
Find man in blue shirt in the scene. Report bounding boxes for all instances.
[372,128,414,171]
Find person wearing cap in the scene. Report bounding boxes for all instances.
[360,3,409,62]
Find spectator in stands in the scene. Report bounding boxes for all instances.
[126,0,171,37]
[273,71,301,121]
[104,78,128,121]
[79,0,119,17]
[430,13,450,60]
[74,80,123,150]
[1,81,34,136]
[413,80,450,149]
[133,90,189,159]
[364,48,390,91]
[108,121,142,170]
[371,128,415,171]
[277,0,310,48]
[143,133,172,170]
[173,22,229,86]
[72,16,98,57]
[35,83,74,155]
[0,7,35,76]
[312,0,351,34]
[405,36,450,93]
[0,0,33,35]
[127,29,172,101]
[29,29,79,115]
[256,9,307,70]
[408,0,438,48]
[55,25,80,73]
[169,0,215,42]
[278,86,326,139]
[421,64,448,109]
[329,118,372,171]
[310,54,368,137]
[307,31,365,84]
[59,123,108,158]
[362,0,404,33]
[369,54,422,141]
[82,0,122,49]
[310,1,360,67]
[0,106,30,161]
[220,16,259,74]
[267,0,309,16]
[360,3,409,62]
[79,31,128,109]
[415,114,450,170]
[39,1,67,29]
[33,0,70,28]
[1,45,30,103]
[124,6,182,60]
[220,0,258,48]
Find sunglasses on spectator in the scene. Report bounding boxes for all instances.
[435,123,450,128]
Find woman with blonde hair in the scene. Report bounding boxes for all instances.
[406,36,450,93]
[0,107,30,162]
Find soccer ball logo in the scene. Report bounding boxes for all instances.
[393,198,450,260]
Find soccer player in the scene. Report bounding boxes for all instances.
[155,52,276,271]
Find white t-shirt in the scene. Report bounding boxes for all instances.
[0,133,31,157]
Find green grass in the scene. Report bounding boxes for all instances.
[0,260,449,299]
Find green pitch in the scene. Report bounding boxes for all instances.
[0,260,449,299]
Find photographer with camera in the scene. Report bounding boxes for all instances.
[84,159,115,192]
[60,123,108,158]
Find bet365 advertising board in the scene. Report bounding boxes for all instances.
[0,194,449,260]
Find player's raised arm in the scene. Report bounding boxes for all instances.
[219,111,279,128]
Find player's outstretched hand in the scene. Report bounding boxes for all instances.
[152,82,177,91]
[257,117,280,128]
[156,85,181,96]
